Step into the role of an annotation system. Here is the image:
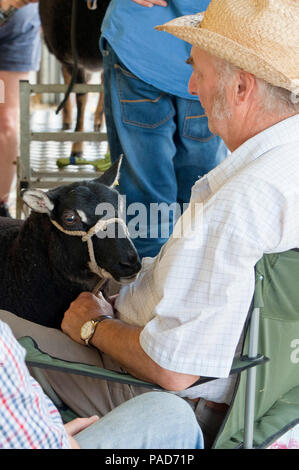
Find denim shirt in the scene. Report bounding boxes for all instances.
[100,0,211,100]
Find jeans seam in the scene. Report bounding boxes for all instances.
[185,114,206,119]
[183,101,215,142]
[120,94,164,104]
[114,63,138,80]
[122,110,176,129]
[184,134,216,143]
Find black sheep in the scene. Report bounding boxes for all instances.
[0,159,141,329]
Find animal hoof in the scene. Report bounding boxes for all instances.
[62,123,72,130]
[94,115,105,132]
[71,151,83,159]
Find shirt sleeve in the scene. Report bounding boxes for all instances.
[0,322,70,449]
[139,176,285,378]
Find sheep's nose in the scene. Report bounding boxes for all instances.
[119,252,139,267]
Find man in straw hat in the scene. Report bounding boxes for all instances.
[1,0,298,449]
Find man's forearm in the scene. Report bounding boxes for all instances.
[90,318,164,384]
[61,292,199,391]
[1,0,38,10]
[90,317,199,391]
[131,0,168,7]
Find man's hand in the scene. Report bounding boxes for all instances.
[61,291,114,344]
[131,0,168,7]
[64,415,100,449]
[1,0,38,10]
[107,293,119,309]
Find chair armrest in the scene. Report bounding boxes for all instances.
[186,354,269,388]
[19,336,269,391]
[19,336,161,389]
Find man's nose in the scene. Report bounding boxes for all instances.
[188,73,198,97]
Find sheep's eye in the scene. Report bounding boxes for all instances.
[62,211,77,225]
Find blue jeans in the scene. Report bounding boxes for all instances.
[75,392,204,449]
[100,39,227,258]
[0,4,41,72]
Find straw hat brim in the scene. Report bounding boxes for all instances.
[155,13,299,94]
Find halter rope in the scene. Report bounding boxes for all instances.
[50,217,130,294]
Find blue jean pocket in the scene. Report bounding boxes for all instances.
[183,101,215,142]
[115,64,175,129]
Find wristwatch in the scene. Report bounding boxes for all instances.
[80,315,112,345]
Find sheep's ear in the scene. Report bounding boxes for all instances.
[96,155,123,188]
[21,189,54,215]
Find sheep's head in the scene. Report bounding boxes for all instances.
[21,157,142,286]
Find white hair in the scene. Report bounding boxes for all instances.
[256,80,299,116]
[212,56,299,118]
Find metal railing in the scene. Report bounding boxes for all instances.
[17,80,107,218]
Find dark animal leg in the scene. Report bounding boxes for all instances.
[61,65,73,131]
[94,70,105,132]
[71,69,88,158]
[70,93,87,158]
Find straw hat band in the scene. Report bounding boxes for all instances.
[155,0,299,94]
[160,23,298,93]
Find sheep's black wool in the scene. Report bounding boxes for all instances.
[0,160,141,329]
[0,214,88,329]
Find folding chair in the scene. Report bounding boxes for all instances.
[213,249,299,448]
[18,249,299,449]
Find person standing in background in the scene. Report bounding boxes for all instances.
[0,0,40,217]
[100,0,227,258]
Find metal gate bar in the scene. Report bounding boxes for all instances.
[17,80,107,218]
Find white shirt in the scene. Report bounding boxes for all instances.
[116,114,299,403]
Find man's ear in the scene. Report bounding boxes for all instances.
[95,155,123,188]
[21,189,54,215]
[236,71,256,104]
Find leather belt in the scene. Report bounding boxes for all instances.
[205,400,229,413]
[191,397,229,413]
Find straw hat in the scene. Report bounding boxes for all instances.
[155,0,299,94]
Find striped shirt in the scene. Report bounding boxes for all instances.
[0,321,70,449]
[116,114,299,403]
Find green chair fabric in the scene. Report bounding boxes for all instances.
[213,250,299,448]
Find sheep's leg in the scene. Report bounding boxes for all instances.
[61,64,73,131]
[94,71,105,132]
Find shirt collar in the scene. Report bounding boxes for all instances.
[191,114,299,201]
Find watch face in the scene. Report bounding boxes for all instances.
[81,321,94,341]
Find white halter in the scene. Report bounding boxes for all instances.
[50,217,130,294]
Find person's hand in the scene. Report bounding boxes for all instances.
[107,293,119,310]
[64,416,100,449]
[61,291,114,344]
[1,0,38,10]
[131,0,168,7]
